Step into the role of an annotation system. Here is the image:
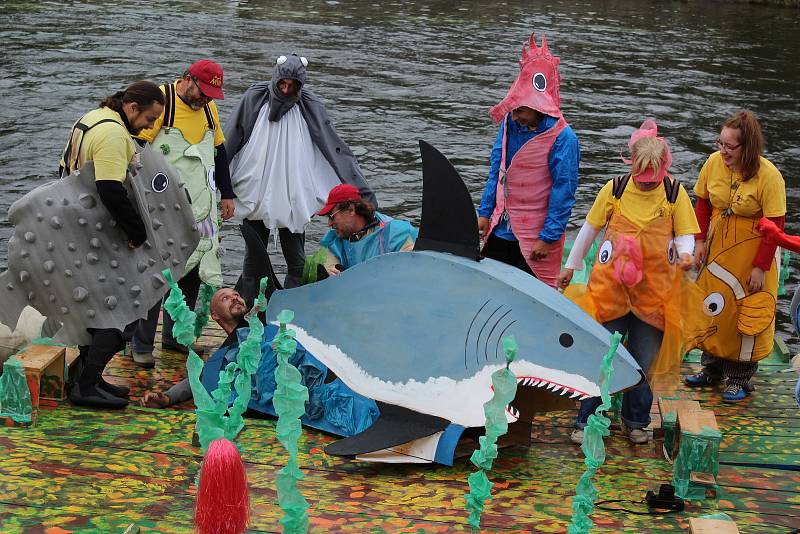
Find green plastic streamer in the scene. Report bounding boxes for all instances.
[193,282,217,338]
[561,239,598,286]
[301,249,329,285]
[164,269,270,452]
[162,270,198,348]
[778,249,791,296]
[672,425,722,500]
[0,357,33,423]
[272,309,310,533]
[464,335,519,530]
[568,331,622,534]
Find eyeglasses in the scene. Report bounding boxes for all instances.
[327,207,345,221]
[716,139,741,152]
[190,77,210,99]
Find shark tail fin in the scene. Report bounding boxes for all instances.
[413,141,481,261]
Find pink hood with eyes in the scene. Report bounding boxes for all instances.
[489,33,562,122]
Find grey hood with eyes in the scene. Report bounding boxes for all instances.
[224,54,376,207]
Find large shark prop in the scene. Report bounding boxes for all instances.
[265,141,644,463]
[0,145,199,346]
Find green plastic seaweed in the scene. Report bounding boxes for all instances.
[568,331,622,534]
[464,335,519,529]
[273,309,310,533]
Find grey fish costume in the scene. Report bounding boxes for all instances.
[0,145,199,346]
[224,54,376,206]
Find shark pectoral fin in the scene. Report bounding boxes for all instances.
[737,291,775,336]
[324,401,450,457]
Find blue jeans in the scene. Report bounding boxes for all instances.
[575,312,663,430]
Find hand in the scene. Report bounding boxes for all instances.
[325,265,341,276]
[557,268,574,290]
[678,253,694,271]
[529,239,555,261]
[219,198,235,221]
[747,266,765,292]
[140,391,171,408]
[694,240,706,268]
[478,216,490,238]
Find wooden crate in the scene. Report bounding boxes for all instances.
[689,517,740,533]
[658,398,702,460]
[16,344,67,402]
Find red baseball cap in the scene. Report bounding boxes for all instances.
[317,184,361,215]
[188,59,224,100]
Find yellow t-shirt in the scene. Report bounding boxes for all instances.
[137,81,225,146]
[586,177,700,236]
[693,151,786,218]
[69,107,135,182]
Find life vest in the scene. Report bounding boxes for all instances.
[320,213,418,270]
[154,83,222,286]
[60,115,122,177]
[484,114,568,287]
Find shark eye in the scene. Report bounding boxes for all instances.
[532,72,547,92]
[559,333,574,348]
[151,173,169,193]
[666,239,676,264]
[703,292,725,316]
[300,56,308,67]
[277,55,287,65]
[598,240,613,264]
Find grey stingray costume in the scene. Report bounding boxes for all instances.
[0,145,199,346]
[223,54,376,206]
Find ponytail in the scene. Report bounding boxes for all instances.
[100,80,164,114]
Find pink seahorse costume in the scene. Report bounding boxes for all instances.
[485,33,568,288]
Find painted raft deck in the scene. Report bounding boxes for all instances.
[1,322,799,533]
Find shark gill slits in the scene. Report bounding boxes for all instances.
[559,333,574,348]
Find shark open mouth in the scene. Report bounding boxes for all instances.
[504,375,591,420]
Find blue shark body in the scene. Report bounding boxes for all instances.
[267,249,643,428]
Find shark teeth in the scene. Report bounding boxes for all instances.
[505,404,520,421]
[515,376,589,400]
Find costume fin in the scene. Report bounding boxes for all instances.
[324,401,450,457]
[0,270,29,334]
[413,141,480,261]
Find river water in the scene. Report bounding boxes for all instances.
[1,0,798,343]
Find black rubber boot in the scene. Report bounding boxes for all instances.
[69,381,128,409]
[98,376,130,398]
[68,330,128,409]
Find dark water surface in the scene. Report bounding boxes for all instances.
[1,1,798,344]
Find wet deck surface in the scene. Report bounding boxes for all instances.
[1,323,799,533]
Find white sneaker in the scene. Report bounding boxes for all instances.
[622,422,649,444]
[132,351,155,368]
[570,428,584,445]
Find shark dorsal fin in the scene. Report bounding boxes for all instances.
[413,140,480,261]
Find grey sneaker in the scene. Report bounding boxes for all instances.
[570,428,584,445]
[622,421,649,444]
[132,351,155,368]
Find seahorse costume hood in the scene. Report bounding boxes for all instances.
[490,33,562,121]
